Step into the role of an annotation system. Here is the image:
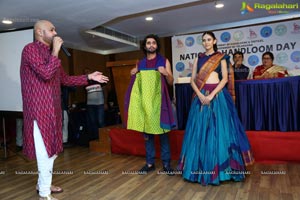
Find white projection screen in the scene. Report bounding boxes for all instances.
[0,28,33,112]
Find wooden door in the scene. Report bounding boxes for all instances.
[106,60,138,124]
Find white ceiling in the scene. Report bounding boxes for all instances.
[0,0,299,55]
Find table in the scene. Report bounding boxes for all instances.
[175,83,193,130]
[175,76,300,131]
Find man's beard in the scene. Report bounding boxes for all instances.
[145,47,157,54]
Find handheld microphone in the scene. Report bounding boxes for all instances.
[53,36,71,57]
[61,44,71,57]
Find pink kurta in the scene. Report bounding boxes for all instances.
[20,40,87,159]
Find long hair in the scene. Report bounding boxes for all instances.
[141,34,161,55]
[202,31,218,52]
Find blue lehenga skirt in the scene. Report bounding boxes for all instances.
[178,84,254,185]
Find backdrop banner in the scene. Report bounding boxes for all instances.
[172,19,300,81]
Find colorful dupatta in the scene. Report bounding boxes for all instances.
[195,52,235,102]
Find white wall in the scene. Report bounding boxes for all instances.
[0,29,33,112]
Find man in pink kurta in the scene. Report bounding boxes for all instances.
[20,20,109,200]
[21,39,87,160]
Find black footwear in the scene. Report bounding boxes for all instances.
[63,142,74,148]
[138,164,155,175]
[16,145,23,152]
[162,166,175,176]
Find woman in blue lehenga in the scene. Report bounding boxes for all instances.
[178,31,254,185]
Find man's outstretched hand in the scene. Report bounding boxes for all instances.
[88,71,109,83]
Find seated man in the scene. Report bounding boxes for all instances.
[232,51,250,80]
[253,52,288,79]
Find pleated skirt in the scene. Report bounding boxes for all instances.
[178,84,254,185]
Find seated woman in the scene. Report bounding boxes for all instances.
[253,52,288,79]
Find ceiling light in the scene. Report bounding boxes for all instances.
[215,1,224,8]
[2,19,13,24]
[145,17,153,21]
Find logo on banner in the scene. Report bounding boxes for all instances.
[220,32,231,42]
[276,52,288,64]
[241,2,299,15]
[275,24,287,36]
[291,51,300,63]
[248,29,257,39]
[185,37,195,47]
[260,26,272,38]
[196,35,203,45]
[240,2,254,15]
[176,39,184,48]
[248,55,259,67]
[175,62,185,72]
[291,23,300,34]
[233,31,244,41]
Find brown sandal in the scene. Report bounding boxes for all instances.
[36,185,63,194]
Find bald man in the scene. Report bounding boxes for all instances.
[20,20,109,200]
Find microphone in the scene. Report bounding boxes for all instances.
[53,36,71,57]
[61,44,71,57]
